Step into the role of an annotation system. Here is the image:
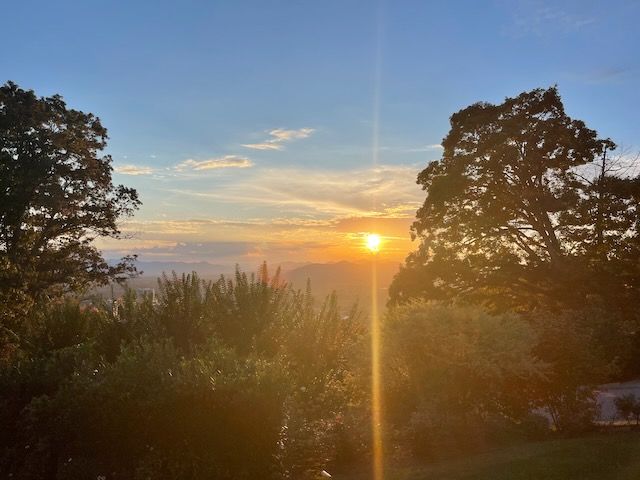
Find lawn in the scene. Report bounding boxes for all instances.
[339,431,640,480]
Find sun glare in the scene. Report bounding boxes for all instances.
[366,233,381,253]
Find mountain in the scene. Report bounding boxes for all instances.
[126,260,310,279]
[97,259,401,313]
[133,261,231,279]
[282,260,401,312]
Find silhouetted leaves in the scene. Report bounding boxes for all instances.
[391,87,640,315]
[0,81,140,313]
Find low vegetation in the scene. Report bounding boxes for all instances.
[341,432,640,480]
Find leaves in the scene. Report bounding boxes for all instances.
[0,81,140,307]
[391,87,640,313]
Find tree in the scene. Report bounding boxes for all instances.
[383,303,545,457]
[389,87,640,313]
[0,81,140,309]
[528,307,620,432]
[614,394,640,425]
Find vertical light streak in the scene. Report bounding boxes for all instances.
[370,2,384,480]
[371,1,383,175]
[370,252,383,480]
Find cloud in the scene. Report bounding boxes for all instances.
[175,155,253,172]
[114,164,155,176]
[104,162,425,264]
[99,214,416,265]
[168,164,423,218]
[240,142,283,151]
[242,127,315,150]
[563,67,632,85]
[391,144,443,153]
[241,164,423,217]
[503,0,595,37]
[333,216,414,236]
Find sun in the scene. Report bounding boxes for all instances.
[366,233,382,253]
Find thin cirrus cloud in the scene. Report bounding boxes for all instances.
[398,144,443,153]
[114,164,155,175]
[99,163,425,263]
[168,164,423,218]
[99,214,416,264]
[242,127,315,151]
[174,155,254,172]
[503,1,595,37]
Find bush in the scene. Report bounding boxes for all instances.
[614,394,640,425]
[383,303,547,458]
[0,267,366,479]
[529,307,620,433]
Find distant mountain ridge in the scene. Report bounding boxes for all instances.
[133,261,230,278]
[282,260,401,310]
[102,259,400,311]
[106,260,312,279]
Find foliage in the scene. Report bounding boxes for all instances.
[383,303,546,457]
[20,341,287,479]
[614,394,640,425]
[390,87,640,314]
[527,307,624,432]
[387,86,640,434]
[0,81,140,314]
[0,267,366,479]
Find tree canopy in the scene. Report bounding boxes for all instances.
[0,81,140,307]
[389,87,640,313]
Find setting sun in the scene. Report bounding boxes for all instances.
[366,233,381,253]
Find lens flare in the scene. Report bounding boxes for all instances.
[370,254,383,480]
[370,2,385,479]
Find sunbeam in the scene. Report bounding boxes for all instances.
[370,2,385,479]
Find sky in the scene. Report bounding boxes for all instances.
[2,0,639,266]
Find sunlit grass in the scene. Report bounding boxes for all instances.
[341,432,640,480]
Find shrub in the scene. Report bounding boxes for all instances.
[383,303,547,458]
[614,394,640,425]
[0,267,366,479]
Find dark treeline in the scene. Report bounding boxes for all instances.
[2,82,640,479]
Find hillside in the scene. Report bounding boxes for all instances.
[282,260,401,312]
[94,260,399,311]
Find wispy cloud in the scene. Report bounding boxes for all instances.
[503,0,595,37]
[175,155,253,172]
[383,144,443,153]
[168,164,423,218]
[563,67,632,85]
[242,127,315,151]
[99,213,416,264]
[114,164,155,175]
[245,164,423,217]
[107,162,424,263]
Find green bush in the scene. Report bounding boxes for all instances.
[383,303,547,458]
[0,268,366,479]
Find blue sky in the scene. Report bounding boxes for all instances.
[2,0,639,264]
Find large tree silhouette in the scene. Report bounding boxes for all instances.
[0,81,140,307]
[390,87,640,313]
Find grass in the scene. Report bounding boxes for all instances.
[339,431,640,480]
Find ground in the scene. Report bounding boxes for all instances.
[340,431,640,480]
